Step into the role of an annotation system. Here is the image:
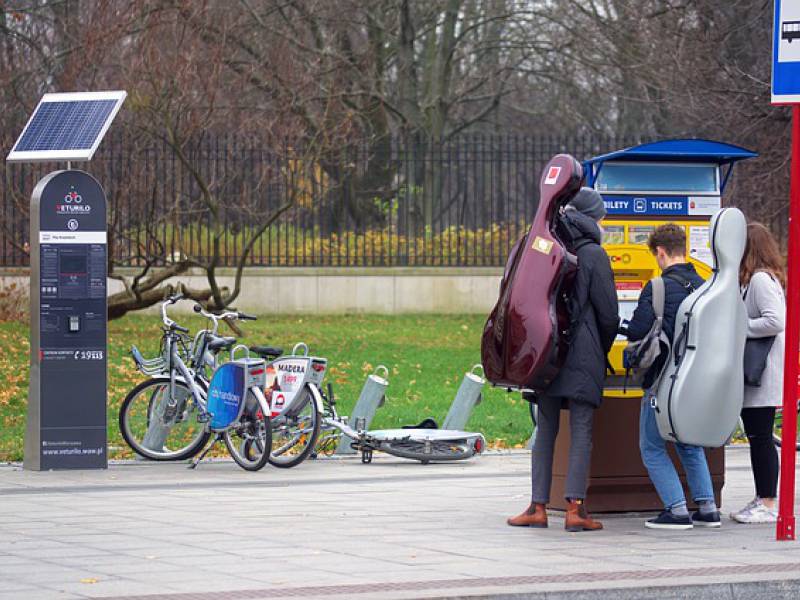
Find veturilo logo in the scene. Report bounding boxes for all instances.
[57,187,91,214]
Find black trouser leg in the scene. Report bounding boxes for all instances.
[740,407,779,499]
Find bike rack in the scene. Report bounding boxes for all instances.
[335,365,389,455]
[442,364,485,431]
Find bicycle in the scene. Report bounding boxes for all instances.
[315,383,486,464]
[119,295,273,471]
[123,297,327,468]
[183,304,327,468]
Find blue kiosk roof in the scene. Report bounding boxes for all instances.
[585,139,757,166]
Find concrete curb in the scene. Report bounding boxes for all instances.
[419,579,800,600]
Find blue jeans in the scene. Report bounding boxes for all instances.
[639,390,714,509]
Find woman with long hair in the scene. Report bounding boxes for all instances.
[733,222,786,524]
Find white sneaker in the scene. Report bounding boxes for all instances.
[729,497,759,520]
[731,500,778,524]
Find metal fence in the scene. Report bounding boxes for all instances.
[0,133,643,268]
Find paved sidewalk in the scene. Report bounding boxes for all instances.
[1,447,799,600]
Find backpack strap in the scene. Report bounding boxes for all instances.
[663,271,696,294]
[651,277,665,320]
[623,276,665,392]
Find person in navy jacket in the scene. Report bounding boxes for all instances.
[623,224,720,530]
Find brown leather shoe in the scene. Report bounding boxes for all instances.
[507,503,548,528]
[565,500,603,532]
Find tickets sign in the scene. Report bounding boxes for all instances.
[602,195,721,217]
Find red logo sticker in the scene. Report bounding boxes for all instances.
[544,166,561,185]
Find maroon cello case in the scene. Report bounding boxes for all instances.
[481,154,584,392]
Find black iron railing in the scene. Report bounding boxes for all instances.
[1,133,642,268]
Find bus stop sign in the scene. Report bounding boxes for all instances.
[773,0,800,103]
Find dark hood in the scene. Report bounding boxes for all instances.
[558,207,602,250]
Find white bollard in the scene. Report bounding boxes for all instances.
[336,365,389,455]
[442,365,485,431]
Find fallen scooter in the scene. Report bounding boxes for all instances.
[314,366,486,464]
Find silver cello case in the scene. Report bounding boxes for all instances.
[655,207,748,447]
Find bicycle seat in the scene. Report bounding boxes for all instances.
[207,336,236,351]
[250,345,283,358]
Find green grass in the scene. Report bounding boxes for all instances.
[0,314,531,462]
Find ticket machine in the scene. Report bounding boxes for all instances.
[550,139,757,511]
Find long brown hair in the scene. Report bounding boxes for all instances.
[740,222,786,289]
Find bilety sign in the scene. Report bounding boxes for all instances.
[773,0,800,103]
[601,195,721,217]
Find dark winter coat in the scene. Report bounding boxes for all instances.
[545,209,619,407]
[625,262,705,390]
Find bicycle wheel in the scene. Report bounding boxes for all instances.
[223,407,272,471]
[379,437,482,463]
[268,385,321,468]
[119,377,210,461]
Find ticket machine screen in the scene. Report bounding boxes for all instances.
[596,163,719,194]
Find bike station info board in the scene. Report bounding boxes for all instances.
[27,172,108,469]
[7,91,126,470]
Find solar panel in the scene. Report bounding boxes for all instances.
[7,91,126,163]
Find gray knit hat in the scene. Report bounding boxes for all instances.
[569,187,606,221]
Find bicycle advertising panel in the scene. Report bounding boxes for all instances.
[207,362,247,431]
[265,358,307,417]
[264,356,325,417]
[26,170,108,470]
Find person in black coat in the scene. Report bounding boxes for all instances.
[508,187,619,532]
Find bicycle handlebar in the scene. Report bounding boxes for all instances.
[160,294,187,333]
[192,304,255,335]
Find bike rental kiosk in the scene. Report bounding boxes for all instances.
[7,91,127,470]
[549,139,758,512]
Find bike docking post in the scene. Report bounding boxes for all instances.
[335,365,389,455]
[441,365,485,431]
[141,386,187,454]
[9,91,127,471]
